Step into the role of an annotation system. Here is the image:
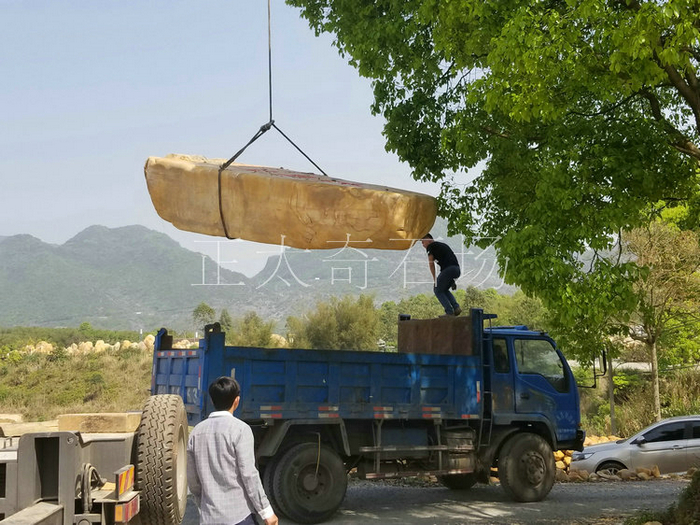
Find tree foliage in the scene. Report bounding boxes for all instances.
[219,309,233,332]
[286,295,379,350]
[192,302,216,329]
[287,0,700,360]
[623,220,700,419]
[229,312,275,347]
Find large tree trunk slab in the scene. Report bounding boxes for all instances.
[144,154,437,250]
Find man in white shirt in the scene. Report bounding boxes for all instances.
[187,376,278,525]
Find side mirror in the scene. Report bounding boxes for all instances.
[632,436,646,446]
[578,348,608,389]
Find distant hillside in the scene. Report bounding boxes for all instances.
[0,226,249,331]
[0,222,512,331]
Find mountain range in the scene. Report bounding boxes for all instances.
[0,222,511,332]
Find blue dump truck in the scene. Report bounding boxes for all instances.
[152,309,585,524]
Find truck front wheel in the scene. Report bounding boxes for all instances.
[498,433,555,502]
[272,442,347,524]
[135,394,188,525]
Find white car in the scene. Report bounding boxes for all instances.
[571,415,700,475]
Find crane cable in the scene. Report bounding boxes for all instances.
[217,0,328,239]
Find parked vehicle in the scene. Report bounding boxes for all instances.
[0,396,188,525]
[154,308,586,524]
[571,415,700,475]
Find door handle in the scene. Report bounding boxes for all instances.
[520,392,530,400]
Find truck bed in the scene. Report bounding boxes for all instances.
[152,330,484,425]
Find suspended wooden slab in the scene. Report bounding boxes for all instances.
[144,154,437,250]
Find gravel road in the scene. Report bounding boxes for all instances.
[180,478,689,525]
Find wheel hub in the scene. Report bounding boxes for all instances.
[522,452,545,485]
[302,472,320,492]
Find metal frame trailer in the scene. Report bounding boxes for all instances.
[0,395,189,525]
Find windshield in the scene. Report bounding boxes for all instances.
[514,338,568,393]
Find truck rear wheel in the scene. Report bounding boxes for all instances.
[262,453,288,520]
[498,433,555,502]
[135,394,188,525]
[438,473,477,490]
[272,442,347,524]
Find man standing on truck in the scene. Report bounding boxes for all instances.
[421,233,462,316]
[187,376,278,525]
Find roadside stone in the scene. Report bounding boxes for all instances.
[638,472,651,480]
[144,334,155,351]
[568,471,583,482]
[651,465,661,478]
[556,469,569,482]
[619,469,636,480]
[576,469,589,480]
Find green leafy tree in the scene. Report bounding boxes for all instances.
[78,322,93,339]
[377,300,400,349]
[230,312,275,347]
[192,302,216,329]
[219,309,233,332]
[623,220,700,420]
[288,295,380,350]
[288,0,700,363]
[285,315,310,348]
[396,293,444,320]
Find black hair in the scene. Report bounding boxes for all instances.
[208,376,241,411]
[422,233,433,239]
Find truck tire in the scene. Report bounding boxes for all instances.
[498,433,555,502]
[135,395,188,525]
[272,442,347,524]
[262,454,288,520]
[438,473,477,490]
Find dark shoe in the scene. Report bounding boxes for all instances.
[453,307,462,316]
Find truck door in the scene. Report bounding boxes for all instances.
[490,338,515,413]
[513,337,579,443]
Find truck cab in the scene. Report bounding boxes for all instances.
[489,326,583,450]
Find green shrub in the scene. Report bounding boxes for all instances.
[666,470,700,524]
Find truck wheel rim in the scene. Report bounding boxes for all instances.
[296,465,329,500]
[523,452,545,485]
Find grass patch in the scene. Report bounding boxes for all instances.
[0,348,152,421]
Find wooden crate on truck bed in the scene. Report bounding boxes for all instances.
[398,315,474,355]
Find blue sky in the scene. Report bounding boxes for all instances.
[0,1,440,276]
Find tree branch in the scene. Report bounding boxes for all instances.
[568,94,637,118]
[661,63,700,131]
[640,90,700,162]
[480,126,510,139]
